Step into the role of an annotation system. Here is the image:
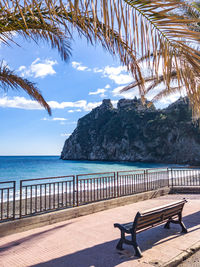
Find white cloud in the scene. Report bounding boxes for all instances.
[93,67,103,73]
[112,86,139,99]
[104,66,127,76]
[48,100,86,109]
[72,61,133,85]
[109,74,133,85]
[89,88,106,95]
[47,100,102,111]
[89,84,111,98]
[103,66,133,85]
[0,96,42,110]
[0,93,183,113]
[61,133,71,137]
[89,88,107,98]
[71,62,80,68]
[72,61,91,71]
[1,60,8,68]
[42,117,67,121]
[68,109,82,113]
[53,117,67,121]
[154,92,183,108]
[86,101,102,111]
[0,96,102,112]
[111,100,118,108]
[112,85,183,108]
[18,58,57,78]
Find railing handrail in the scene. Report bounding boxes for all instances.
[20,175,75,183]
[0,181,16,185]
[76,171,115,177]
[117,168,168,175]
[171,166,200,170]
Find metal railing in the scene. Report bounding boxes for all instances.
[76,172,115,205]
[117,168,169,197]
[0,167,199,222]
[171,168,200,187]
[19,175,75,218]
[0,181,16,221]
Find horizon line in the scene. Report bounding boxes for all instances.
[0,154,60,156]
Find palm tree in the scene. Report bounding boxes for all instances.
[1,1,200,116]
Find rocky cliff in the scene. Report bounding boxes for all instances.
[61,97,200,165]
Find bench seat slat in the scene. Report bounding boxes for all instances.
[137,218,168,230]
[137,207,183,227]
[139,205,184,219]
[136,221,169,233]
[139,200,186,216]
[136,216,175,231]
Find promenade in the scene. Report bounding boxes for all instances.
[0,193,199,267]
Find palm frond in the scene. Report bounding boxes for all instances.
[2,1,200,117]
[0,63,51,115]
[120,1,200,118]
[0,7,71,61]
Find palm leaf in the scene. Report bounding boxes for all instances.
[0,63,51,115]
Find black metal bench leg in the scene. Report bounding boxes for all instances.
[164,215,187,233]
[132,234,142,258]
[164,219,171,229]
[116,231,125,250]
[178,214,188,233]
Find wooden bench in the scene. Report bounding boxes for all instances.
[114,199,187,258]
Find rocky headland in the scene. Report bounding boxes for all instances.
[61,97,200,165]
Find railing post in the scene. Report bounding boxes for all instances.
[76,175,79,206]
[167,168,169,187]
[19,180,22,218]
[113,172,116,198]
[73,176,75,207]
[117,172,119,197]
[146,170,148,191]
[171,168,173,188]
[13,181,16,220]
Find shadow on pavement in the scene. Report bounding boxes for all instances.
[0,222,72,253]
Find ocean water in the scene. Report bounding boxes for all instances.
[0,156,176,183]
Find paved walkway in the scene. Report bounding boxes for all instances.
[0,194,200,267]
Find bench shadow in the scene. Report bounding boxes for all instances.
[0,222,72,253]
[31,239,135,267]
[31,211,200,267]
[183,211,200,228]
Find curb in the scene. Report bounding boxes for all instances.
[163,240,200,267]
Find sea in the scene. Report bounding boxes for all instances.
[0,156,179,183]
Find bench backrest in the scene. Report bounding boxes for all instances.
[133,199,187,233]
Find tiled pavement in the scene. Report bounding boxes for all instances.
[0,194,199,267]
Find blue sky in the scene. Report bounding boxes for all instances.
[0,33,181,155]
